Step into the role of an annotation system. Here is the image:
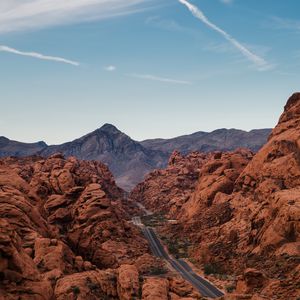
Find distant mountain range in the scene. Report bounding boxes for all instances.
[0,124,271,190]
[0,136,47,157]
[141,128,271,154]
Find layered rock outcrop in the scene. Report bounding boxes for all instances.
[0,154,205,299]
[131,93,300,299]
[0,154,148,299]
[132,151,209,217]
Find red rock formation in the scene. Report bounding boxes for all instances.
[0,154,204,299]
[117,264,139,300]
[0,219,53,299]
[131,151,208,217]
[0,155,148,299]
[131,94,300,299]
[54,269,118,299]
[142,277,169,300]
[141,276,201,300]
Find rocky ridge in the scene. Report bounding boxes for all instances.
[0,137,47,157]
[38,124,168,191]
[131,93,300,299]
[0,126,270,191]
[141,128,271,154]
[0,153,206,299]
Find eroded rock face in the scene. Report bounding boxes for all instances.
[0,219,53,300]
[131,149,252,221]
[54,270,118,300]
[142,277,169,300]
[131,94,300,299]
[117,264,139,300]
[0,154,202,299]
[131,151,208,217]
[0,155,149,299]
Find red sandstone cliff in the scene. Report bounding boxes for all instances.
[131,93,300,299]
[0,154,204,299]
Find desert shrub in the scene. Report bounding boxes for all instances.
[70,286,80,295]
[146,266,168,276]
[141,213,166,227]
[204,263,223,275]
[226,285,235,293]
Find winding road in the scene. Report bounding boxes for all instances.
[132,216,224,298]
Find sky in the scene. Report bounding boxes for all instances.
[0,0,299,145]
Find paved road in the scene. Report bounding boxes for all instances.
[132,216,224,298]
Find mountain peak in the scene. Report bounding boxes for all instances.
[98,123,121,134]
[284,92,300,112]
[278,92,300,126]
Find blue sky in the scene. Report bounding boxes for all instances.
[0,0,299,144]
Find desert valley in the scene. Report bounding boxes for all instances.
[0,93,299,299]
[1,0,299,299]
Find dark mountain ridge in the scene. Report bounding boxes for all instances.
[0,125,271,190]
[0,136,47,157]
[141,128,272,154]
[38,124,168,191]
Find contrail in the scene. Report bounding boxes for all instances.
[0,45,80,66]
[178,0,270,70]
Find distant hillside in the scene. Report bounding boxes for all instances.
[0,137,47,157]
[140,128,271,154]
[38,124,168,191]
[0,126,271,190]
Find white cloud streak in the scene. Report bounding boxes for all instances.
[220,0,233,4]
[268,16,300,32]
[0,0,149,34]
[128,73,192,85]
[104,65,116,71]
[178,0,271,71]
[0,45,80,66]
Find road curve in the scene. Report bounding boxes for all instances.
[133,216,224,298]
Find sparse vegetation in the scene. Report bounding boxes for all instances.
[145,265,168,276]
[70,285,80,295]
[204,263,223,275]
[226,285,235,293]
[162,235,191,259]
[141,213,166,227]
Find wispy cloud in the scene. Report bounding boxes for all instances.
[267,16,300,32]
[146,16,187,32]
[0,0,151,34]
[145,15,205,40]
[220,0,233,4]
[128,73,192,85]
[104,65,117,71]
[204,41,272,61]
[0,45,80,66]
[178,0,272,71]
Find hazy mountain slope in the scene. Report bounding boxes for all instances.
[0,126,271,191]
[140,128,272,154]
[38,124,168,191]
[0,136,47,157]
